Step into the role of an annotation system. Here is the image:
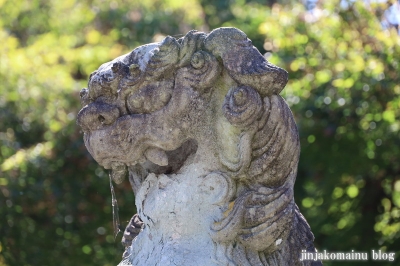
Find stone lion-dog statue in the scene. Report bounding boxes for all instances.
[77,27,321,266]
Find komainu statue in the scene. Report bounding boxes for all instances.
[77,27,322,266]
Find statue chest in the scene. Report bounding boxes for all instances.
[123,170,231,266]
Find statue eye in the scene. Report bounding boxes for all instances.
[126,93,144,113]
[126,80,173,114]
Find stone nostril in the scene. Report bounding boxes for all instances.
[77,103,120,132]
[98,115,105,124]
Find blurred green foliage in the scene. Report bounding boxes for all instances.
[0,0,399,265]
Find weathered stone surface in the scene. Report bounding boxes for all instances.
[77,27,321,266]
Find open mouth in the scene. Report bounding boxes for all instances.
[139,138,198,176]
[110,139,198,189]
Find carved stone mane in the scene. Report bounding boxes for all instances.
[77,27,321,266]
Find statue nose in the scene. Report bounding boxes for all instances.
[77,102,120,133]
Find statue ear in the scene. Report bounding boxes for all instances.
[204,27,288,97]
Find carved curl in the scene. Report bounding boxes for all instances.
[223,85,263,128]
[177,50,221,91]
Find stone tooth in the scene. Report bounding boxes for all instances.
[144,147,168,166]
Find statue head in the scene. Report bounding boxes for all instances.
[77,27,319,265]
